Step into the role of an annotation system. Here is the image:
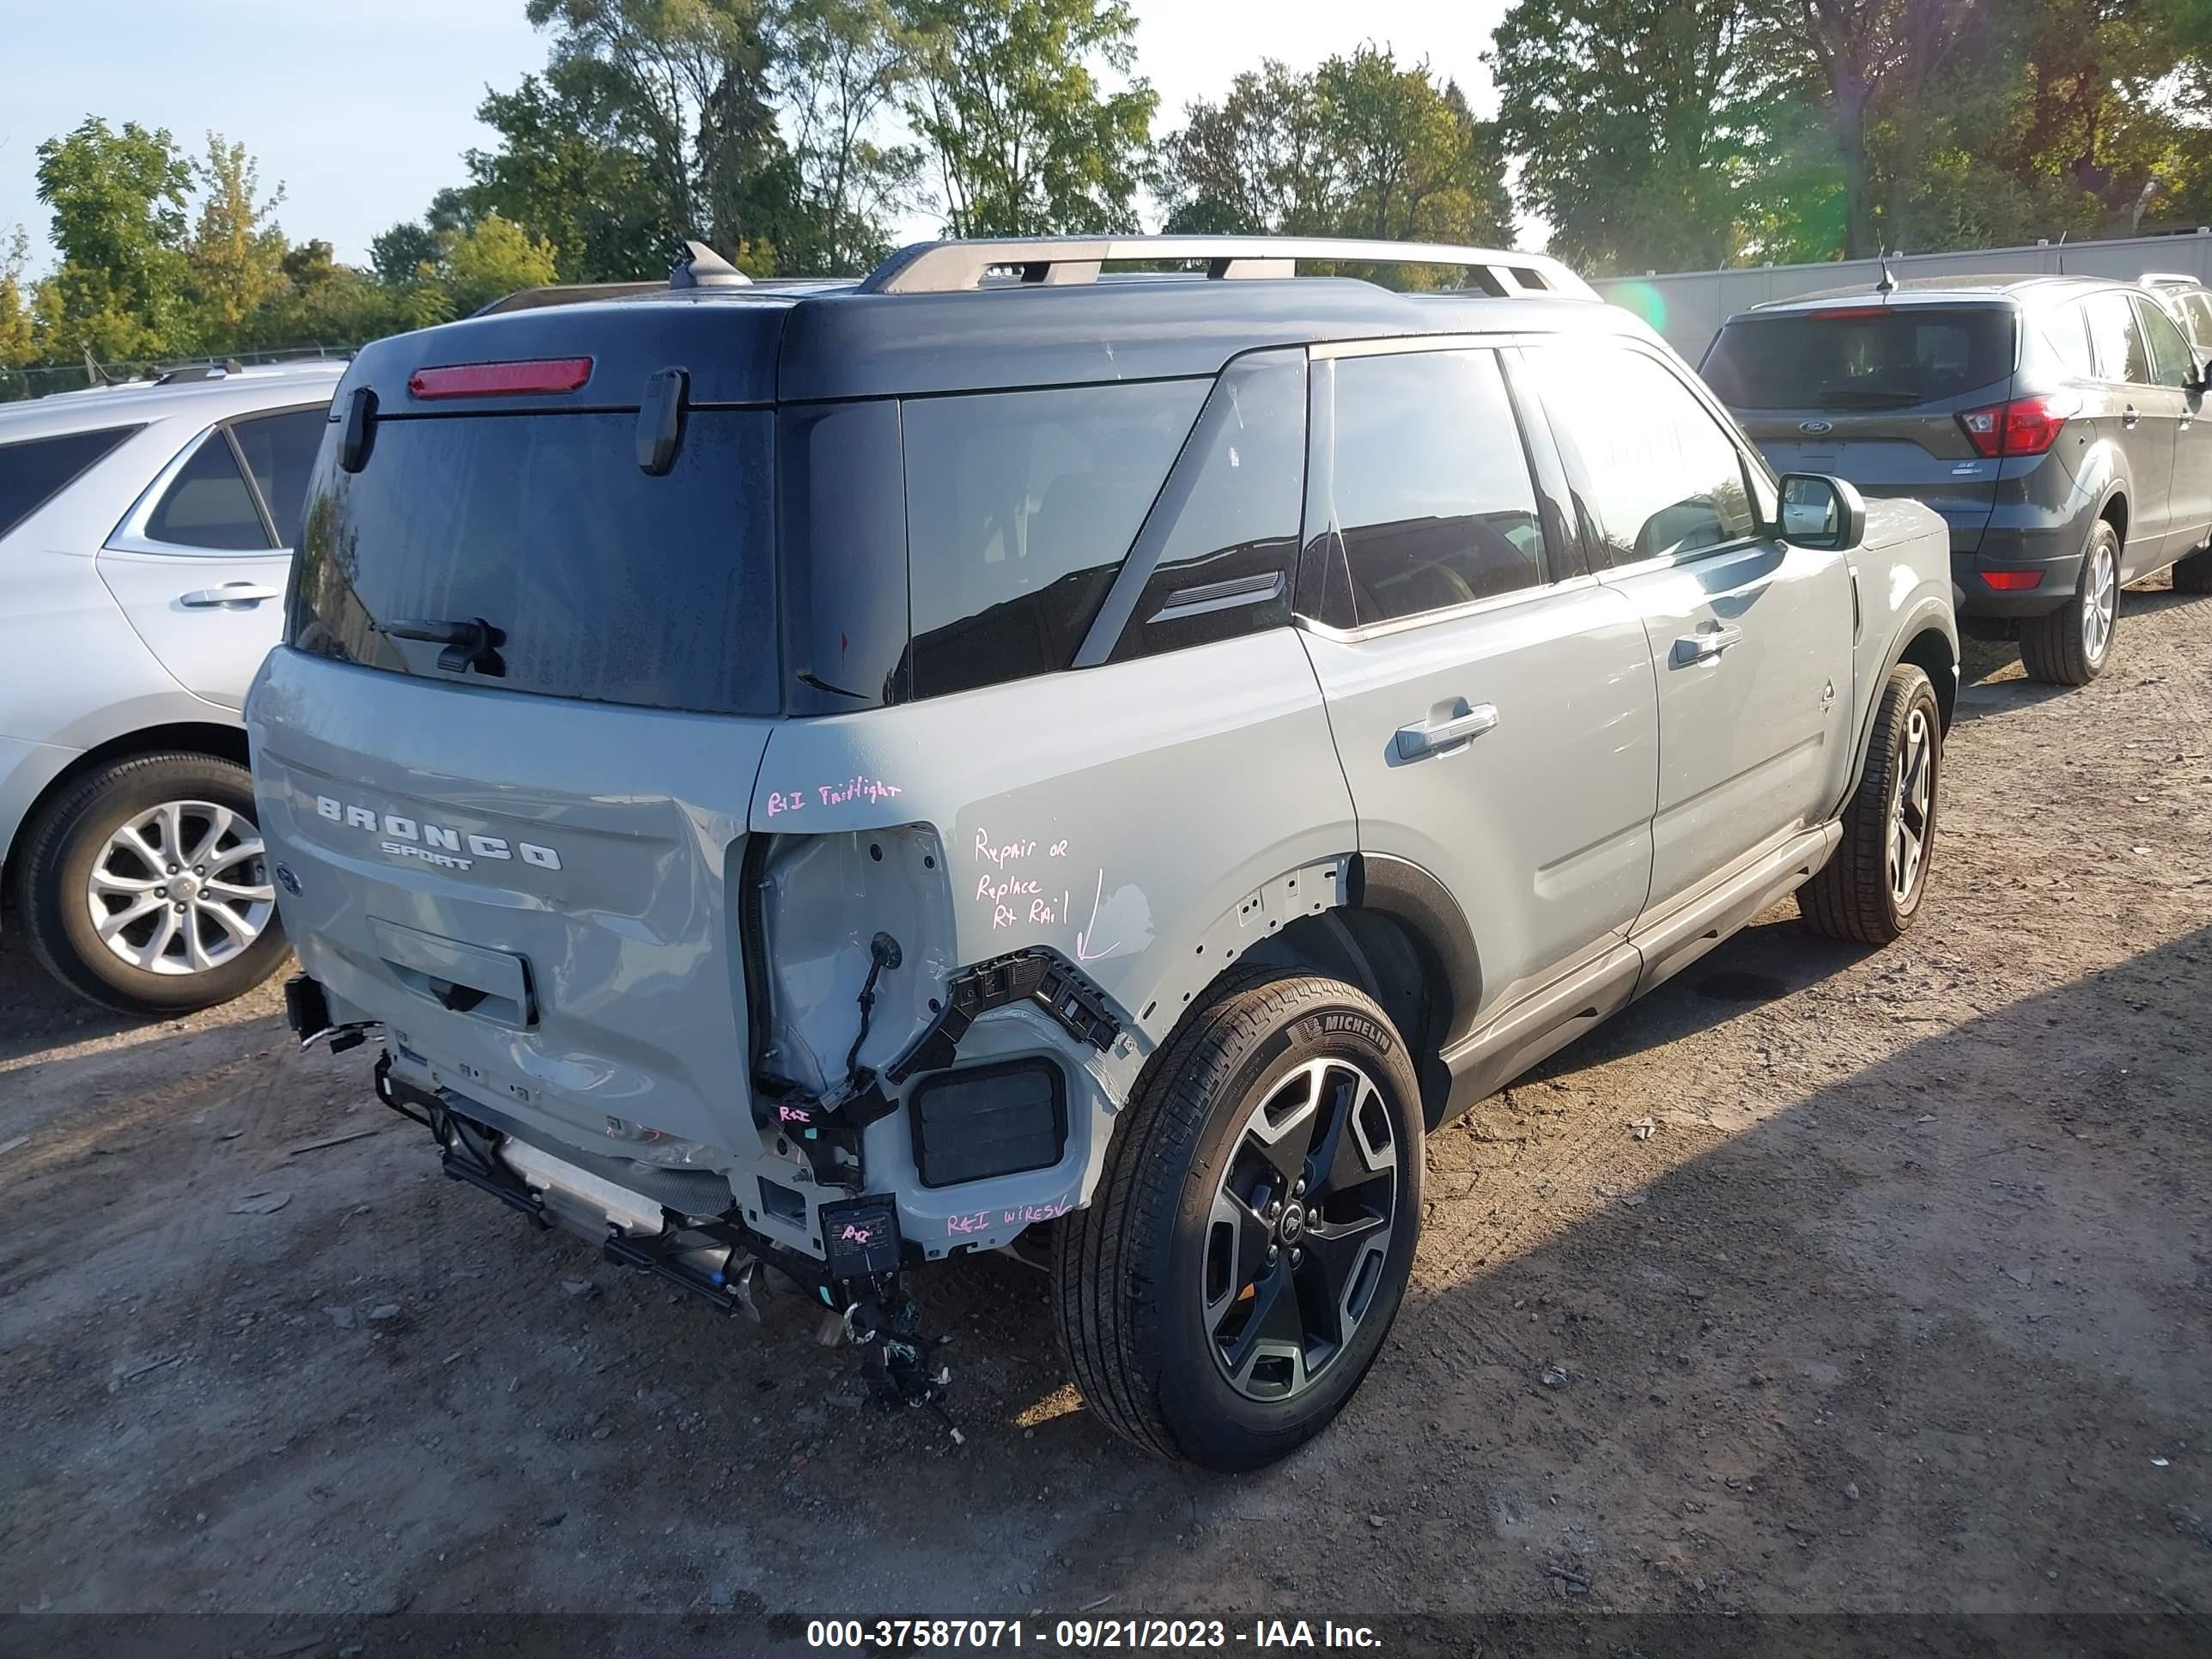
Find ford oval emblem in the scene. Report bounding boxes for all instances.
[1799,419,1835,434]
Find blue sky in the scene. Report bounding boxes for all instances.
[1,0,1521,276]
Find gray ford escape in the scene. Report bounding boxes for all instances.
[248,235,1958,1470]
[1704,276,2212,687]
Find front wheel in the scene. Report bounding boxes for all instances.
[1799,663,1942,946]
[1053,969,1425,1471]
[15,752,288,1015]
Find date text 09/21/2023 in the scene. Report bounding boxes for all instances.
[802,1617,1383,1650]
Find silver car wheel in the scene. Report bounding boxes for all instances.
[1887,708,1933,906]
[1205,1056,1400,1403]
[84,799,275,975]
[2081,542,2116,663]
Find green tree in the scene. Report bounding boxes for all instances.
[433,213,562,316]
[1492,0,1790,274]
[186,133,289,343]
[778,0,925,270]
[32,117,195,359]
[1155,60,1340,234]
[1315,46,1514,246]
[525,0,797,261]
[369,221,441,284]
[898,0,1156,236]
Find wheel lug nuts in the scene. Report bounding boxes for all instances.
[193,866,205,877]
[1293,1180,1306,1196]
[1266,1245,1278,1263]
[1291,1249,1302,1266]
[1267,1201,1281,1220]
[155,886,167,898]
[167,865,179,874]
[173,903,186,914]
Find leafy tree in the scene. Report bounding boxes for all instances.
[1155,60,1340,234]
[32,117,195,359]
[525,0,797,262]
[898,0,1156,236]
[369,221,441,285]
[186,133,289,343]
[458,72,676,281]
[777,0,925,270]
[0,227,38,377]
[1316,46,1513,246]
[432,214,562,316]
[1492,0,1790,274]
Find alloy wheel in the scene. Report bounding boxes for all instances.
[84,800,276,975]
[1205,1056,1401,1402]
[1887,707,1933,907]
[2081,543,2116,664]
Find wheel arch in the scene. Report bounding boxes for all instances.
[3,722,251,901]
[1840,602,1957,818]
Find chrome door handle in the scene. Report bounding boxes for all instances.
[2121,404,2140,428]
[1673,624,1744,665]
[1395,702,1498,760]
[179,582,282,607]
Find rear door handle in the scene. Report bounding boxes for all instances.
[180,582,282,607]
[1673,624,1744,665]
[1395,702,1498,761]
[2121,404,2141,428]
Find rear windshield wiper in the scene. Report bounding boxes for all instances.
[383,616,507,677]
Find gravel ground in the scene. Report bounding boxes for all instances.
[3,582,2209,1654]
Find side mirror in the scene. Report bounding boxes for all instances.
[1776,472,1866,551]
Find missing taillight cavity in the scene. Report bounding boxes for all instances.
[408,357,593,399]
[1958,393,2073,459]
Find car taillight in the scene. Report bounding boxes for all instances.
[408,357,593,399]
[1957,393,2074,459]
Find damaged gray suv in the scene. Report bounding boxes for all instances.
[249,235,1958,1470]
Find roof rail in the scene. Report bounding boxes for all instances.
[858,235,1596,300]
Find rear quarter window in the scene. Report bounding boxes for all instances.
[901,379,1207,699]
[1704,307,2015,410]
[0,424,143,539]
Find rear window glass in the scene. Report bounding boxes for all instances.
[289,410,777,716]
[902,380,1207,699]
[229,407,327,547]
[0,423,142,540]
[147,430,269,550]
[1703,307,2014,410]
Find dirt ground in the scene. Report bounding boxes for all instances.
[3,583,2210,1653]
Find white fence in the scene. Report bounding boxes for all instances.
[1589,228,2212,361]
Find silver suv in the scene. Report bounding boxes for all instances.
[249,237,1956,1469]
[0,360,343,1012]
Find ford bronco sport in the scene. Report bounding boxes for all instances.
[249,236,1958,1471]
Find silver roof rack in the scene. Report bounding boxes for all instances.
[858,234,1595,300]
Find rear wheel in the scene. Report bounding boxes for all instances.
[2020,519,2119,684]
[1052,969,1423,1471]
[15,752,287,1015]
[2174,542,2212,594]
[1800,663,1941,946]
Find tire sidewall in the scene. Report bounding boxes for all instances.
[32,756,286,1013]
[1153,991,1425,1468]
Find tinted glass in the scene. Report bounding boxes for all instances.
[2039,303,2096,379]
[2185,294,2212,352]
[1109,354,1305,662]
[1702,307,2014,410]
[228,406,327,547]
[0,424,141,539]
[902,380,1206,699]
[289,410,777,716]
[146,430,270,550]
[1526,343,1758,564]
[2084,291,2151,384]
[1324,350,1547,625]
[2136,297,2196,389]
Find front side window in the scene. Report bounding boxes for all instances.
[0,424,142,540]
[1522,343,1758,564]
[2084,291,2152,385]
[2136,297,2197,390]
[902,379,1206,698]
[1321,349,1549,626]
[228,406,326,547]
[145,429,270,550]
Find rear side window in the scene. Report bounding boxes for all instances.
[1523,343,1758,564]
[1702,307,2014,410]
[902,380,1206,699]
[2135,297,2196,389]
[146,430,270,550]
[228,407,326,547]
[290,410,778,716]
[2040,304,2096,379]
[0,424,142,540]
[2084,291,2151,384]
[1319,349,1549,626]
[2185,294,2212,354]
